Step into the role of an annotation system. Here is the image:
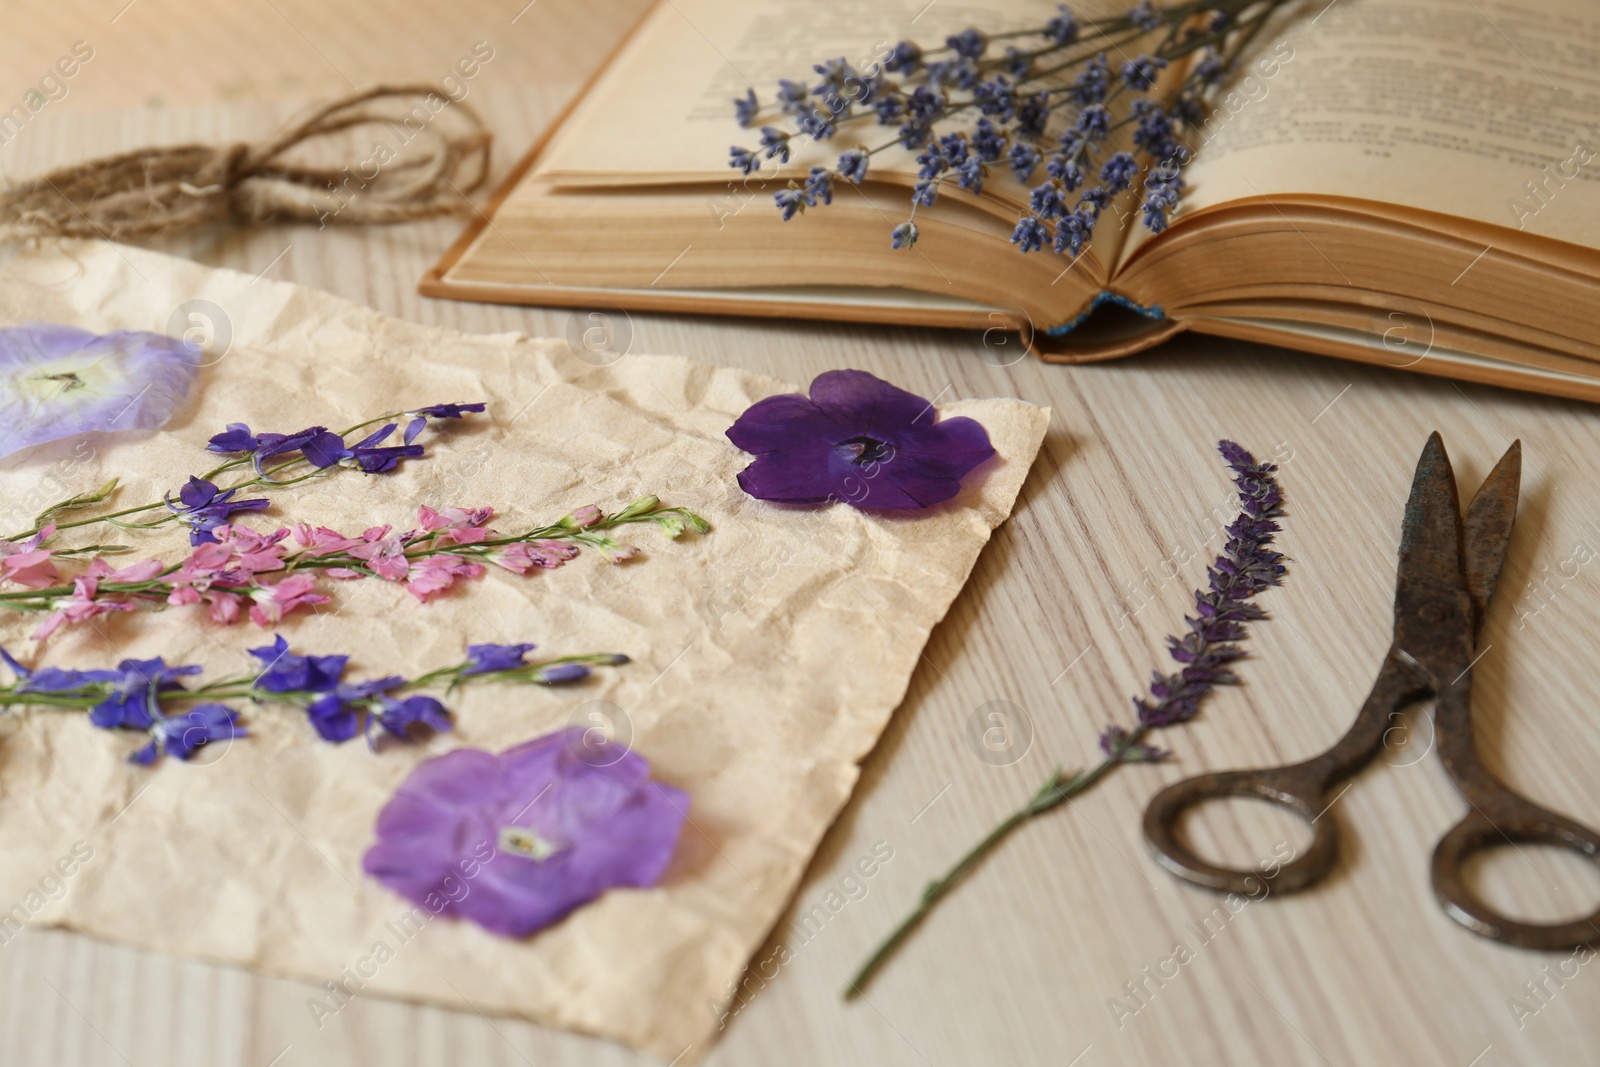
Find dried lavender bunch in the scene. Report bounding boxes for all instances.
[729,0,1297,254]
[845,440,1286,998]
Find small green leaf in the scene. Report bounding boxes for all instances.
[32,478,119,528]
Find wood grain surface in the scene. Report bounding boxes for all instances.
[1,2,1598,1065]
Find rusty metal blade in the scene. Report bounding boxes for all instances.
[1462,441,1522,631]
[1393,431,1466,650]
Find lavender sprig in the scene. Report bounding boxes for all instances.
[729,0,1297,253]
[845,440,1287,998]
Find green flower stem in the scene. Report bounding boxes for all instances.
[844,724,1151,1000]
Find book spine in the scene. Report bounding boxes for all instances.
[1046,291,1166,336]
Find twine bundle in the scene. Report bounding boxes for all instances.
[0,85,492,241]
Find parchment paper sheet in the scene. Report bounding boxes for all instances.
[0,240,1047,1059]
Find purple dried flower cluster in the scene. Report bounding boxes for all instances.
[0,639,628,765]
[1109,439,1286,748]
[728,1,1293,253]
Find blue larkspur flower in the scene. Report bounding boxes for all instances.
[90,657,204,731]
[368,694,452,745]
[301,424,423,473]
[131,704,246,765]
[0,324,201,459]
[400,401,486,444]
[463,643,536,676]
[166,476,270,545]
[250,635,349,693]
[1,647,119,692]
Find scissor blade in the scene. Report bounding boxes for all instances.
[1462,441,1522,631]
[1393,432,1469,654]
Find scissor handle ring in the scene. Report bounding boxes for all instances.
[1142,766,1339,895]
[1431,806,1600,951]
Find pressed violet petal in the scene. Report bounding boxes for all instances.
[734,441,853,503]
[807,369,936,434]
[725,393,839,454]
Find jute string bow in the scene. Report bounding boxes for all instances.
[0,85,492,241]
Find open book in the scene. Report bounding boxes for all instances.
[422,0,1600,401]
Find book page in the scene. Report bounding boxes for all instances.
[535,0,1127,188]
[1173,0,1600,250]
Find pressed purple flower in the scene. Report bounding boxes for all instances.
[89,657,203,731]
[131,703,246,765]
[535,662,591,684]
[368,694,452,743]
[306,674,406,743]
[249,635,348,693]
[726,369,995,510]
[463,642,536,676]
[0,323,201,459]
[361,728,689,937]
[166,476,271,545]
[301,424,423,473]
[1,646,119,692]
[402,401,487,444]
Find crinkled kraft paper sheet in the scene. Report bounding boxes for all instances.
[0,239,1048,1060]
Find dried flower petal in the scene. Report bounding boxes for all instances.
[362,728,688,937]
[0,324,200,458]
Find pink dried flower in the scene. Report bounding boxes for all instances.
[608,544,640,564]
[1,550,59,590]
[404,554,484,603]
[33,576,138,639]
[568,505,603,528]
[491,540,581,575]
[348,529,410,581]
[292,523,365,557]
[417,505,494,531]
[247,573,329,626]
[86,557,166,584]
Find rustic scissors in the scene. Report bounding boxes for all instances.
[1143,433,1600,950]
